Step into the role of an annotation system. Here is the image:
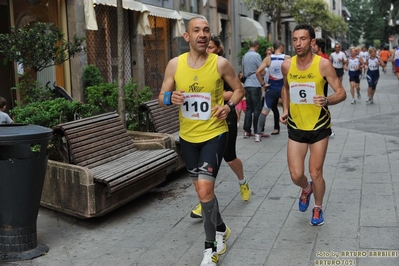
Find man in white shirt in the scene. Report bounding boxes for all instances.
[330,43,347,82]
[359,47,369,79]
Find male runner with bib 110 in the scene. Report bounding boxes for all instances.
[158,17,244,266]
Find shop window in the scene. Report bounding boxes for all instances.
[86,5,132,84]
[143,16,170,97]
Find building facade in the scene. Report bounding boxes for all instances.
[0,0,347,106]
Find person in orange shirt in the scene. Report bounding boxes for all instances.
[379,47,391,73]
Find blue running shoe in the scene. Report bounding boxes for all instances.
[298,181,313,212]
[310,207,324,226]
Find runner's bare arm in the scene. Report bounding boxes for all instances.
[217,57,244,106]
[158,57,185,107]
[280,59,291,124]
[255,56,271,86]
[319,58,347,106]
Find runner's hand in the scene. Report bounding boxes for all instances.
[280,112,288,125]
[212,104,230,120]
[171,91,185,105]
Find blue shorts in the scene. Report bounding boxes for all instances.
[262,88,281,111]
[367,71,379,90]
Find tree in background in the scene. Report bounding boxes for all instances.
[0,22,85,102]
[237,36,272,65]
[344,0,392,47]
[243,0,294,41]
[291,0,348,40]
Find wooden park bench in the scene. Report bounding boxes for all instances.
[40,112,178,218]
[139,99,185,170]
[139,99,180,142]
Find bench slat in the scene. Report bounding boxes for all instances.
[139,99,180,135]
[93,150,175,181]
[91,150,177,194]
[53,112,178,196]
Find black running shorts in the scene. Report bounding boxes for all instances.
[288,128,332,144]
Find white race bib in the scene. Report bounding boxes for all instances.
[290,82,316,104]
[181,93,212,120]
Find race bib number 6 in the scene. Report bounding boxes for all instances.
[290,82,316,104]
[181,92,212,120]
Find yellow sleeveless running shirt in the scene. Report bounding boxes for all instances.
[175,52,227,143]
[287,55,331,131]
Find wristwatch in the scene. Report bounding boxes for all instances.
[227,102,235,112]
[261,83,266,87]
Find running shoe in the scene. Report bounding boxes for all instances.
[330,130,335,137]
[190,203,202,218]
[201,248,219,266]
[243,131,252,138]
[310,207,325,226]
[351,99,356,104]
[366,99,374,104]
[260,132,270,138]
[215,225,231,255]
[239,182,251,201]
[357,91,361,99]
[299,181,313,212]
[254,134,261,142]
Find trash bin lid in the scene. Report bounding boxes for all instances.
[0,124,53,144]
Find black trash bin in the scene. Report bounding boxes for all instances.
[0,124,53,262]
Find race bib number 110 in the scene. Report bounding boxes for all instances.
[181,92,212,120]
[289,82,316,104]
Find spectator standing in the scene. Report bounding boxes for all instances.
[0,97,13,124]
[236,71,246,128]
[242,39,262,138]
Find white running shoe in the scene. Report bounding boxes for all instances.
[330,131,335,137]
[366,99,374,104]
[351,99,356,104]
[215,226,231,255]
[254,134,261,142]
[200,248,219,266]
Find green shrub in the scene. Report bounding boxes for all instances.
[85,79,152,130]
[237,36,272,64]
[83,64,104,89]
[13,73,52,105]
[10,98,95,161]
[124,80,153,131]
[10,98,94,129]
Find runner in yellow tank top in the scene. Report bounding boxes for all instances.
[175,52,227,143]
[158,17,244,266]
[287,55,331,131]
[280,24,346,226]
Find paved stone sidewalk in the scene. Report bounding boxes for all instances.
[4,67,399,266]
